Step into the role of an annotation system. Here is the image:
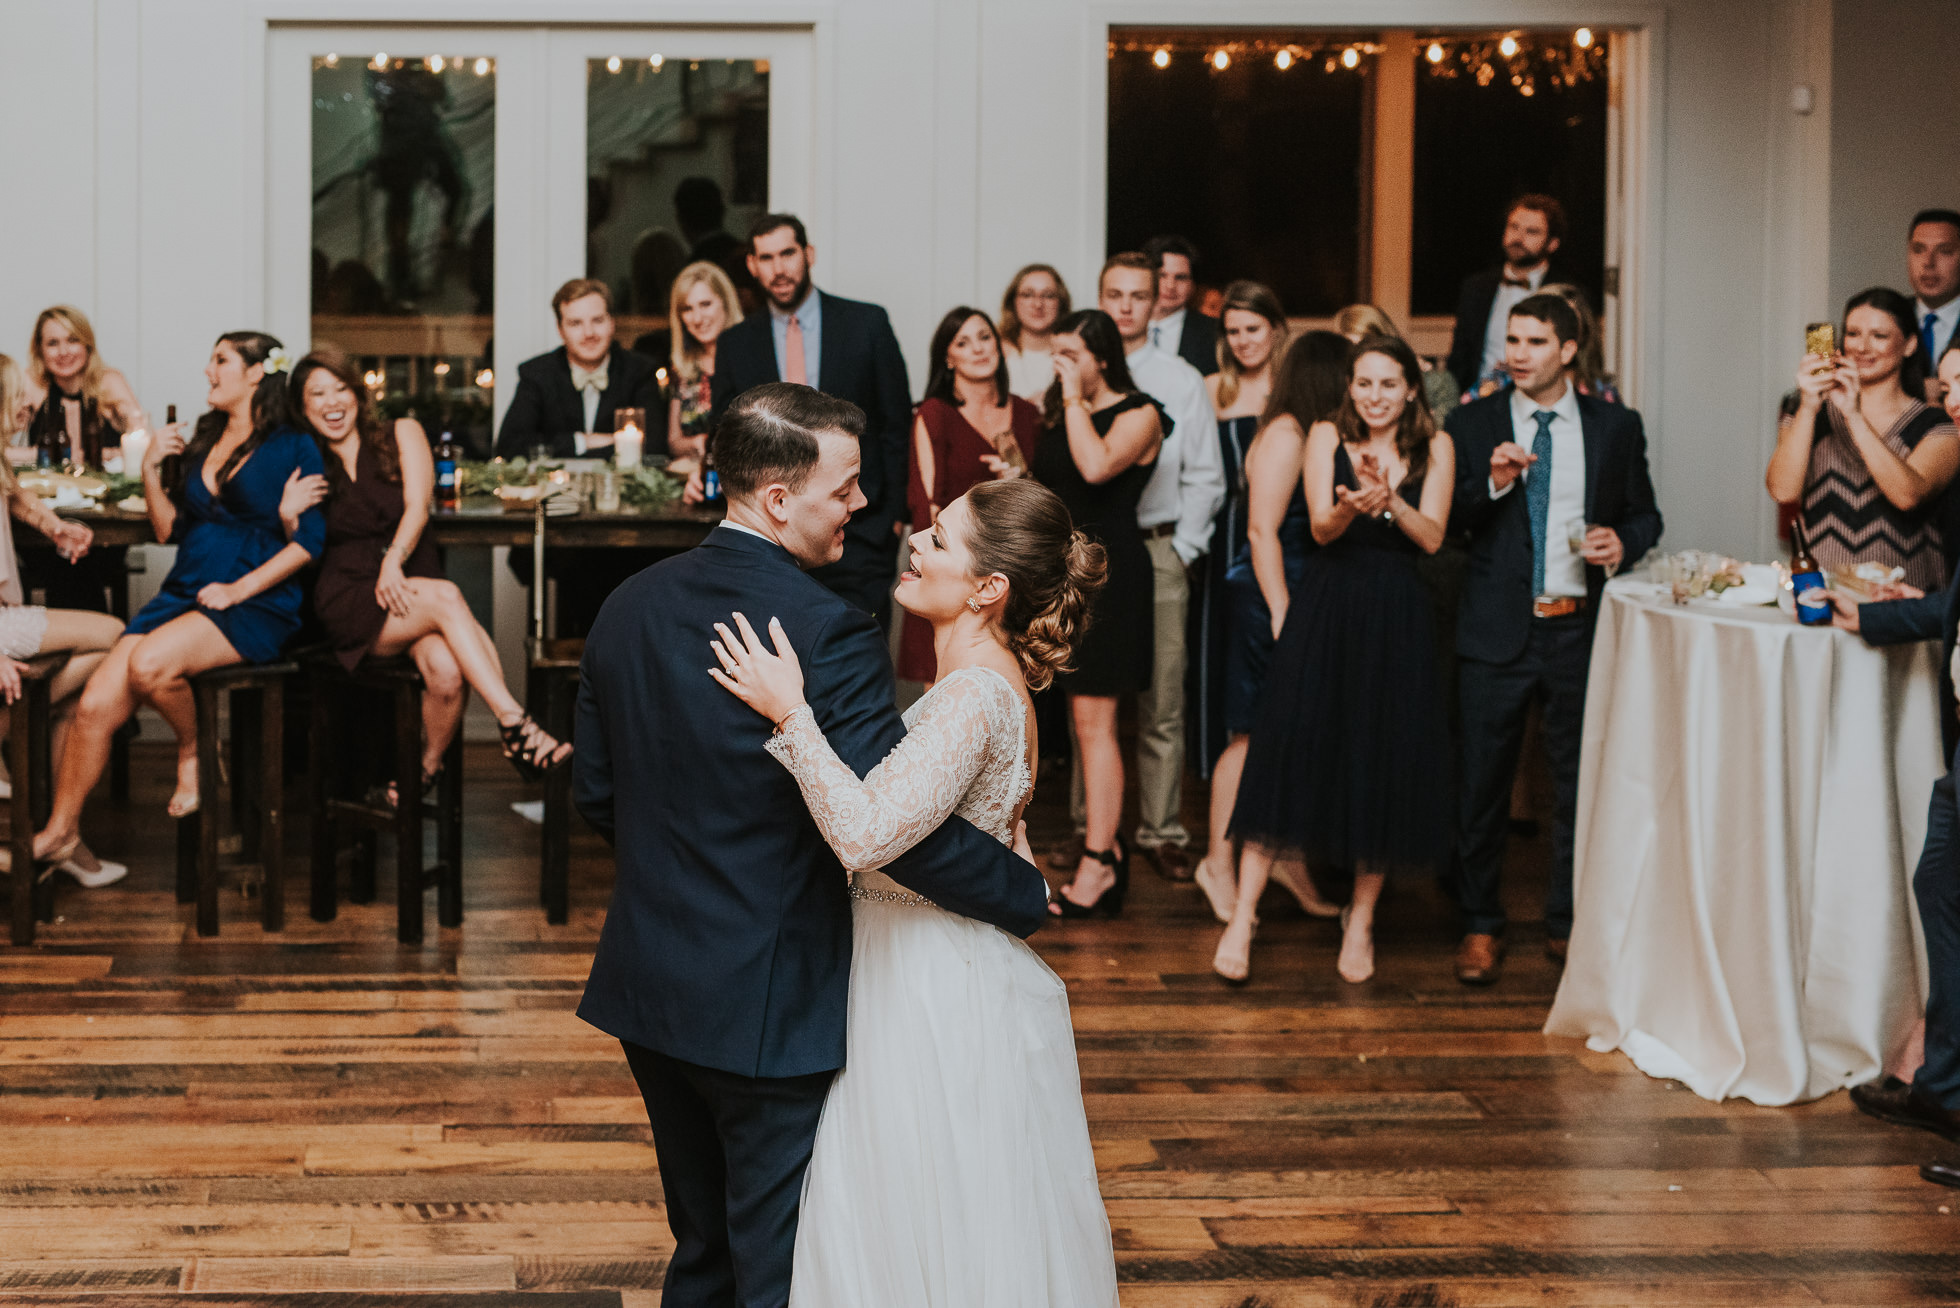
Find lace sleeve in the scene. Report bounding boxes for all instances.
[765,671,1001,873]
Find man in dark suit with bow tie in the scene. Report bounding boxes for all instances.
[1827,580,1960,1184]
[705,215,913,629]
[1445,195,1566,398]
[1447,293,1662,985]
[494,279,665,634]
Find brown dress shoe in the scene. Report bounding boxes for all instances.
[1456,933,1505,986]
[1149,843,1194,881]
[1851,1079,1960,1141]
[1545,936,1569,963]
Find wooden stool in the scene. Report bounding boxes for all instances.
[526,637,582,925]
[175,661,297,937]
[7,653,71,945]
[306,653,464,945]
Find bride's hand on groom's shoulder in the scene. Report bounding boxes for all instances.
[707,612,808,727]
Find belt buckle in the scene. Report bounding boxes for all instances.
[1533,596,1579,619]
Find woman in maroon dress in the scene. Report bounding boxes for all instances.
[286,349,569,788]
[899,307,1040,683]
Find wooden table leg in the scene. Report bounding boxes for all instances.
[10,689,35,946]
[394,680,423,946]
[108,559,130,802]
[260,678,283,932]
[541,673,571,926]
[194,683,222,937]
[308,666,337,922]
[436,727,463,929]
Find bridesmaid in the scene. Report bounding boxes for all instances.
[35,332,326,864]
[284,349,571,785]
[899,306,1040,684]
[665,261,742,460]
[1032,310,1164,917]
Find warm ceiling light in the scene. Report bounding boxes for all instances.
[650,53,665,69]
[427,55,444,72]
[322,52,339,67]
[475,369,495,389]
[1151,48,1170,69]
[1499,34,1520,57]
[606,55,622,73]
[1211,49,1230,70]
[1274,49,1293,70]
[1575,27,1595,48]
[1426,42,1445,63]
[371,52,388,70]
[1341,46,1361,69]
[473,57,491,76]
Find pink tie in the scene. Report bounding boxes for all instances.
[784,315,808,385]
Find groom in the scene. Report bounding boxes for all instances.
[574,382,1051,1308]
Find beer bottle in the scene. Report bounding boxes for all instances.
[1790,516,1830,626]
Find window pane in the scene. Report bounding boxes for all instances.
[1108,33,1366,315]
[311,54,496,453]
[587,56,770,354]
[1410,40,1609,316]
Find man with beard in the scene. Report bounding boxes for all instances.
[703,215,912,628]
[1445,195,1566,399]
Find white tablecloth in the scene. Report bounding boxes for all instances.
[1544,578,1938,1104]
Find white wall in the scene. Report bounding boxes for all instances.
[0,0,1883,565]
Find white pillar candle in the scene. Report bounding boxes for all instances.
[120,428,151,474]
[616,424,643,470]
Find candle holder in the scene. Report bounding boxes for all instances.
[613,407,645,470]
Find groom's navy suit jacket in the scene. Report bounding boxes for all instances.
[574,525,1051,1079]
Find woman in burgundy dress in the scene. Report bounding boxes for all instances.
[899,306,1040,683]
[286,349,570,788]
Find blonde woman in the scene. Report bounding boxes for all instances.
[999,264,1071,400]
[0,354,130,885]
[26,306,142,467]
[1334,303,1458,421]
[666,261,743,460]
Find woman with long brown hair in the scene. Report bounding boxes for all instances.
[281,349,569,786]
[1214,336,1455,985]
[999,264,1071,400]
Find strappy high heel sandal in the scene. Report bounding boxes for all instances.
[1049,836,1129,919]
[500,715,572,782]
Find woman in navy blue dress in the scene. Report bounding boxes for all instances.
[35,332,325,862]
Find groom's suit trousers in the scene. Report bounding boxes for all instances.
[624,1041,834,1308]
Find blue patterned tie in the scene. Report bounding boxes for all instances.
[1527,410,1556,596]
[1924,313,1941,372]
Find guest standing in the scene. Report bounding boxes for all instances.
[287,350,570,786]
[1444,195,1566,397]
[1143,235,1221,376]
[1084,252,1222,881]
[1335,303,1458,422]
[1766,287,1959,590]
[665,261,743,460]
[34,332,326,864]
[1000,265,1071,401]
[1035,310,1164,917]
[1910,209,1960,403]
[1541,284,1621,405]
[1449,294,1663,985]
[899,307,1040,684]
[706,214,913,627]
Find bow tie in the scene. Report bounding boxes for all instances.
[571,361,610,393]
[1502,276,1533,289]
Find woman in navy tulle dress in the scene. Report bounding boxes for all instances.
[35,332,325,863]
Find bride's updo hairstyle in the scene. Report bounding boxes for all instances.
[961,479,1107,691]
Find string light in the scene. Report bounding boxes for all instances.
[474,369,495,389]
[1115,31,1604,96]
[606,55,622,73]
[1151,48,1170,68]
[753,58,769,74]
[1211,49,1229,70]
[322,52,339,68]
[1274,48,1293,70]
[1575,27,1595,48]
[362,370,383,389]
[1341,46,1361,69]
[371,52,388,70]
[1426,42,1444,63]
[1499,34,1520,57]
[427,55,444,72]
[473,57,491,76]
[650,53,665,70]
[432,361,451,377]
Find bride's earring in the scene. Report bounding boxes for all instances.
[966,597,983,613]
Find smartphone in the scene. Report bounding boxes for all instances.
[1805,322,1835,359]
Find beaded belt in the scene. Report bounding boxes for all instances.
[848,879,935,908]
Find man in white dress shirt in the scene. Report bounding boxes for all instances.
[1444,195,1566,399]
[1067,253,1223,880]
[1910,209,1960,402]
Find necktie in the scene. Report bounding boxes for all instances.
[1923,312,1941,371]
[1527,410,1556,596]
[784,315,808,385]
[1151,322,1163,350]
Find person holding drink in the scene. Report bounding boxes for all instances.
[1766,287,1960,591]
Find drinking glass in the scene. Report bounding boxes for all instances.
[593,468,621,513]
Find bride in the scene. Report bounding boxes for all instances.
[707,477,1120,1307]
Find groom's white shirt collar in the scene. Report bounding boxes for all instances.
[717,520,774,543]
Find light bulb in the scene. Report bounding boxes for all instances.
[1211,49,1229,71]
[1274,49,1293,70]
[1341,47,1360,69]
[473,57,491,76]
[1151,48,1170,69]
[1499,35,1520,57]
[371,52,388,70]
[606,55,622,73]
[1575,28,1595,49]
[650,54,665,70]
[1426,42,1445,64]
[427,56,444,72]
[475,369,495,389]
[323,52,339,68]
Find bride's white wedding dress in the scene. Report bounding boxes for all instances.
[764,665,1119,1307]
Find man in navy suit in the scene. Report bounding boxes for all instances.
[575,382,1049,1308]
[702,215,913,628]
[1142,233,1221,377]
[1445,195,1566,397]
[1447,293,1662,985]
[1827,581,1960,1182]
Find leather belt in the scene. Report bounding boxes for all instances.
[1141,523,1178,540]
[1532,595,1587,619]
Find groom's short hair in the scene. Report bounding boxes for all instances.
[714,383,866,497]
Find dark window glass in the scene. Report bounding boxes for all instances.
[1107,36,1366,315]
[1410,51,1609,316]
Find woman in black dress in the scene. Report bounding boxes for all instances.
[1216,337,1455,985]
[286,349,569,787]
[1032,310,1163,918]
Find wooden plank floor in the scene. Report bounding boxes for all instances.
[2,740,1956,1306]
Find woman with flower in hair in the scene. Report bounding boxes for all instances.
[34,332,326,864]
